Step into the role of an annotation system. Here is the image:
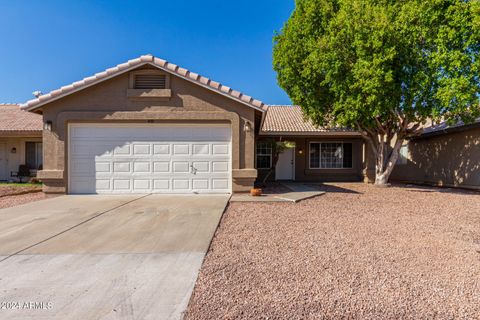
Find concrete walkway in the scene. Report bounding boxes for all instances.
[0,194,229,320]
[230,183,325,203]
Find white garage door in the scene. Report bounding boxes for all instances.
[69,123,232,194]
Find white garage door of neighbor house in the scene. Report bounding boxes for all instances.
[69,124,232,194]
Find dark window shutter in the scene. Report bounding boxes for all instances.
[343,143,353,168]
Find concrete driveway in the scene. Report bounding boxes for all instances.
[0,194,229,320]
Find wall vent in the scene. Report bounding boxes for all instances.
[134,74,167,89]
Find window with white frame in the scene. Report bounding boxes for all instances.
[309,142,353,169]
[256,142,272,169]
[397,144,409,165]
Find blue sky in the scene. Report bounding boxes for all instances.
[0,1,294,105]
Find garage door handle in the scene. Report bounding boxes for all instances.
[190,165,197,175]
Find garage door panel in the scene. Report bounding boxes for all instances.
[173,179,189,190]
[113,145,131,155]
[173,144,190,155]
[133,144,151,155]
[212,144,229,155]
[153,161,170,172]
[153,179,170,190]
[212,179,229,190]
[95,162,111,173]
[212,161,229,172]
[113,162,131,173]
[113,179,130,190]
[133,179,150,190]
[69,124,231,194]
[172,161,189,173]
[192,179,209,190]
[133,162,150,173]
[96,179,111,191]
[192,161,209,172]
[192,144,209,155]
[153,144,170,155]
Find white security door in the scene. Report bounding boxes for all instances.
[69,124,231,194]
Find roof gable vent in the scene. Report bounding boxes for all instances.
[134,74,166,89]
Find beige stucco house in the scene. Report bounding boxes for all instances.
[0,104,43,181]
[19,55,369,194]
[18,54,478,194]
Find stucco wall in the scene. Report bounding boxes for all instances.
[256,136,365,183]
[390,127,480,189]
[37,65,257,193]
[0,137,42,181]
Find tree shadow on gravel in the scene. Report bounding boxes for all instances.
[394,183,480,196]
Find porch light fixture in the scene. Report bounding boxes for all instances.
[44,121,52,131]
[298,148,303,155]
[243,121,252,132]
[10,147,16,154]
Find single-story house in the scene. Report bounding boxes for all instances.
[0,104,43,181]
[18,54,478,194]
[20,54,370,194]
[390,118,480,190]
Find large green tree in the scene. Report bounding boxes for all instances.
[273,0,480,185]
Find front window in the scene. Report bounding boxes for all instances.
[25,142,43,170]
[309,142,352,169]
[256,142,272,169]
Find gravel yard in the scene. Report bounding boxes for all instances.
[0,183,42,197]
[186,183,480,319]
[0,192,50,209]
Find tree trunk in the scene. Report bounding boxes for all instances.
[261,153,280,185]
[373,138,403,186]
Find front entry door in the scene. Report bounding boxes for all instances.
[275,148,294,180]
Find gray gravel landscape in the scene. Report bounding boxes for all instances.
[186,183,480,319]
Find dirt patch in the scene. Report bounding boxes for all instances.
[186,183,480,319]
[0,192,54,209]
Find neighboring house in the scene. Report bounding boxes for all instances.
[0,104,43,181]
[390,118,480,190]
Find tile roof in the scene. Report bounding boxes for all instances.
[0,104,42,135]
[421,117,480,136]
[20,54,266,112]
[260,105,359,135]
